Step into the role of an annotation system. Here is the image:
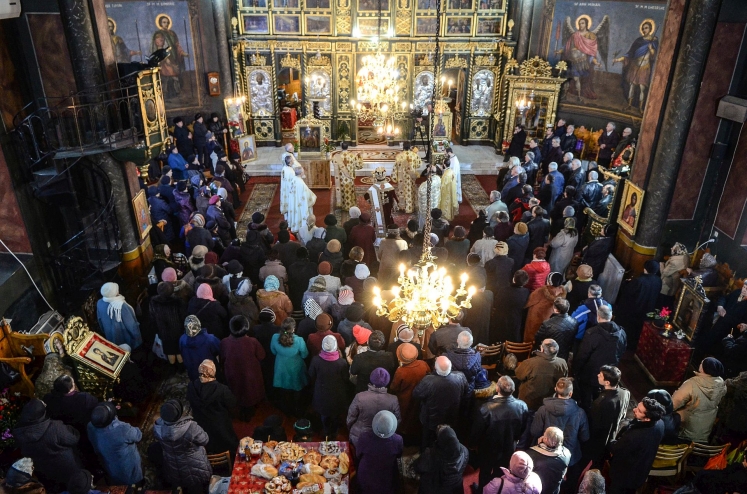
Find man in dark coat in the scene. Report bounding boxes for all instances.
[581,225,615,281]
[560,125,578,154]
[550,187,579,237]
[596,122,620,168]
[349,330,398,394]
[413,356,470,449]
[507,125,527,159]
[611,127,633,163]
[721,323,747,377]
[506,222,530,274]
[471,376,529,490]
[582,365,630,468]
[427,312,472,357]
[566,159,586,191]
[573,306,627,410]
[12,399,81,488]
[492,270,530,343]
[445,331,483,394]
[240,230,267,286]
[192,113,208,165]
[576,170,603,211]
[698,283,747,358]
[173,117,192,159]
[485,242,514,294]
[541,137,563,175]
[608,398,666,494]
[615,260,663,351]
[526,207,550,259]
[274,230,301,269]
[515,339,568,411]
[287,247,319,310]
[186,360,239,457]
[534,298,577,361]
[461,272,493,346]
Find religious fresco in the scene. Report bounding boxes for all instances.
[27,14,77,99]
[104,0,199,110]
[544,0,667,120]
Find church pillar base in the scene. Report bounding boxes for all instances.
[614,230,657,277]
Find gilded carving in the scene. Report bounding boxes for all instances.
[336,42,352,51]
[337,54,351,112]
[519,56,553,77]
[280,52,301,70]
[475,54,496,66]
[250,52,267,66]
[470,69,495,116]
[255,120,275,141]
[247,67,274,116]
[394,42,412,52]
[337,14,352,34]
[445,55,468,69]
[469,119,489,139]
[308,55,332,66]
[395,11,411,36]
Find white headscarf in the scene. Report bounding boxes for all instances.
[100,283,126,322]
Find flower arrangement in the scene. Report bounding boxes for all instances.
[292,140,300,153]
[647,307,672,323]
[0,388,28,450]
[321,138,336,154]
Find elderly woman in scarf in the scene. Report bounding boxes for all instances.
[179,315,220,382]
[483,451,542,494]
[308,334,350,438]
[227,278,258,323]
[297,299,324,340]
[152,244,179,282]
[660,242,690,305]
[162,267,193,303]
[355,410,404,493]
[186,359,239,457]
[416,425,470,494]
[302,276,338,313]
[149,282,186,365]
[187,283,228,339]
[256,275,293,325]
[220,316,266,421]
[270,318,309,416]
[97,282,142,349]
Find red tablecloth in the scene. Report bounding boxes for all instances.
[227,441,350,494]
[281,108,298,130]
[635,321,693,385]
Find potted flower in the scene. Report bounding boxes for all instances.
[321,138,336,158]
[292,140,300,158]
[647,307,673,335]
[337,121,350,144]
[0,388,28,459]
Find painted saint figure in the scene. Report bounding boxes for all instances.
[152,14,188,97]
[621,192,638,228]
[108,18,139,64]
[613,19,659,112]
[560,15,610,101]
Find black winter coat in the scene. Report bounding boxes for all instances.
[306,237,327,263]
[507,130,527,158]
[582,237,614,281]
[173,125,192,158]
[566,169,585,191]
[187,379,239,456]
[576,181,603,210]
[187,297,229,339]
[471,395,529,466]
[13,417,80,484]
[574,322,627,387]
[609,419,665,489]
[416,434,469,494]
[615,273,662,336]
[150,294,187,354]
[318,250,344,277]
[526,217,550,259]
[549,197,580,237]
[506,234,529,274]
[534,313,577,360]
[412,371,469,430]
[462,291,493,347]
[350,350,398,394]
[186,227,214,256]
[153,417,212,488]
[193,121,208,147]
[584,387,630,463]
[288,259,320,309]
[308,355,350,416]
[485,255,514,294]
[239,243,266,285]
[530,397,589,466]
[492,285,529,343]
[43,391,98,432]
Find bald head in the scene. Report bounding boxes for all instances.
[435,356,452,376]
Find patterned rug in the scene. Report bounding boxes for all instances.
[236,183,278,240]
[461,174,491,213]
[356,127,387,144]
[331,148,400,162]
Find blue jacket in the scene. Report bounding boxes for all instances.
[179,329,221,381]
[88,418,143,485]
[571,298,612,341]
[446,348,482,395]
[549,170,565,199]
[96,299,142,349]
[270,333,309,391]
[168,152,188,181]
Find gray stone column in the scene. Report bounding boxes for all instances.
[211,0,234,97]
[516,0,534,63]
[634,0,722,251]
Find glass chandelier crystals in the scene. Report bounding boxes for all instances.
[349,52,408,135]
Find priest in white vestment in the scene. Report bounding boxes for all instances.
[280,155,296,219]
[445,147,462,203]
[287,167,317,232]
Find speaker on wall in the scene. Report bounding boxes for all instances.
[716,96,747,123]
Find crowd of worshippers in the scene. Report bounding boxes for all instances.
[8,162,747,494]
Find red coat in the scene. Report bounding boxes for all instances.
[220,335,266,407]
[522,260,551,292]
[390,360,430,435]
[349,223,377,268]
[524,286,567,343]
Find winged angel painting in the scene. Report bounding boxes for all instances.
[558,15,610,102]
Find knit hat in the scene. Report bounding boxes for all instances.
[90,402,117,428]
[184,315,202,337]
[100,282,119,298]
[315,313,333,331]
[264,275,280,291]
[338,289,354,305]
[514,222,528,235]
[701,357,724,378]
[230,315,250,336]
[304,299,323,320]
[577,264,593,280]
[429,233,439,247]
[192,214,205,227]
[346,303,365,321]
[353,324,372,344]
[563,205,575,218]
[355,264,370,280]
[370,367,391,387]
[318,261,332,275]
[509,451,534,479]
[397,324,414,343]
[310,276,327,292]
[322,334,338,352]
[494,241,509,255]
[209,194,221,205]
[431,208,443,219]
[324,214,337,226]
[252,212,265,223]
[372,410,397,439]
[435,356,452,376]
[162,267,177,282]
[259,307,276,323]
[176,181,188,192]
[160,399,183,423]
[226,259,243,275]
[10,458,33,477]
[359,212,372,223]
[327,239,341,253]
[368,330,386,351]
[67,469,93,494]
[453,226,466,239]
[19,399,46,424]
[397,343,418,365]
[349,207,361,219]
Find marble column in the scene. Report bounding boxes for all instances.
[212,0,234,97]
[516,0,534,63]
[633,0,723,253]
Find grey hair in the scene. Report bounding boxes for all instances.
[564,152,574,161]
[552,137,560,144]
[489,190,502,202]
[589,170,598,181]
[607,122,616,129]
[526,151,535,160]
[509,156,521,168]
[457,331,473,349]
[542,339,559,356]
[578,470,606,494]
[497,375,515,396]
[563,206,575,217]
[598,305,612,321]
[571,158,582,168]
[542,427,564,449]
[623,127,633,133]
[548,162,558,172]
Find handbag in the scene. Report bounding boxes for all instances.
[704,445,729,470]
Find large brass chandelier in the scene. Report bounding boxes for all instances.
[372,0,475,336]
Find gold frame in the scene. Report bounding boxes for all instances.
[132,189,151,241]
[432,110,452,140]
[136,69,168,158]
[357,0,390,11]
[240,13,270,34]
[415,0,439,11]
[475,15,505,36]
[305,0,332,9]
[271,0,300,8]
[617,179,644,235]
[414,16,438,36]
[445,16,472,36]
[673,279,709,341]
[240,0,270,9]
[295,117,329,157]
[469,67,498,117]
[446,0,474,10]
[304,13,333,34]
[238,134,258,163]
[273,14,302,34]
[476,0,505,11]
[64,317,129,381]
[357,17,388,36]
[224,98,248,138]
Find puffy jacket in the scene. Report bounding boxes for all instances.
[346,385,401,445]
[515,353,568,411]
[179,329,221,381]
[152,416,212,488]
[522,260,551,292]
[413,371,469,430]
[672,374,726,443]
[574,321,627,384]
[471,395,529,463]
[534,314,577,360]
[484,468,542,494]
[88,418,143,485]
[531,397,589,466]
[13,417,80,484]
[445,348,482,394]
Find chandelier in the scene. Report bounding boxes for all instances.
[372,0,474,336]
[515,88,534,112]
[349,52,408,135]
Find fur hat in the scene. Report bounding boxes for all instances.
[259,307,276,323]
[322,334,338,352]
[327,239,341,253]
[494,242,509,255]
[359,212,372,223]
[514,222,528,235]
[315,313,333,331]
[229,315,250,336]
[368,330,386,351]
[226,260,243,275]
[345,303,365,321]
[324,214,337,225]
[396,343,418,365]
[252,212,265,223]
[90,402,117,428]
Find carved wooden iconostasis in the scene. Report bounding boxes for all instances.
[231,0,516,147]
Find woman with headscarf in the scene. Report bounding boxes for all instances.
[152,244,179,282]
[0,458,46,494]
[152,399,212,494]
[87,402,143,486]
[97,282,142,349]
[565,264,598,310]
[193,264,229,306]
[521,247,552,292]
[270,318,309,416]
[390,342,430,440]
[150,282,187,366]
[646,389,682,445]
[355,410,404,494]
[319,239,344,277]
[548,217,578,275]
[345,264,370,301]
[186,359,239,457]
[297,299,324,341]
[346,368,401,446]
[179,315,221,382]
[220,316,266,420]
[162,267,194,303]
[184,213,214,257]
[415,425,469,494]
[256,275,293,325]
[524,272,567,343]
[228,279,258,324]
[310,261,341,296]
[672,357,727,443]
[308,334,350,438]
[302,276,338,313]
[483,451,542,494]
[187,284,228,339]
[659,241,690,306]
